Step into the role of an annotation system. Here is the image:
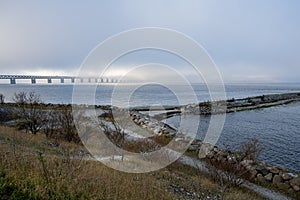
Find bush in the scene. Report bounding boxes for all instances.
[13,91,46,134]
[205,138,263,194]
[0,94,4,104]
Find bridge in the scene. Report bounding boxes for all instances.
[0,75,117,84]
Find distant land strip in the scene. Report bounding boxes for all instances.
[144,92,300,119]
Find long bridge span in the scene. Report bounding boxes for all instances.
[0,75,117,84]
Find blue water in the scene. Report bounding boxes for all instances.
[1,83,300,106]
[166,102,300,171]
[0,83,299,171]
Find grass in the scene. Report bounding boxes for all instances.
[0,126,265,200]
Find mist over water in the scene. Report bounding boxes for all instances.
[1,83,300,171]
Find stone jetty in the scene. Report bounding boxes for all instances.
[129,110,177,137]
[131,92,300,119]
[182,92,300,115]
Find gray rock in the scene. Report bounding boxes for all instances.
[282,173,293,181]
[273,175,283,185]
[137,118,145,124]
[292,185,300,191]
[264,173,273,182]
[248,169,258,180]
[188,144,199,151]
[257,174,266,183]
[256,165,269,176]
[198,143,214,159]
[290,176,300,187]
[268,167,279,174]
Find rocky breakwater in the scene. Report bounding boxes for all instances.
[129,111,202,151]
[182,92,300,115]
[129,111,176,137]
[197,142,300,193]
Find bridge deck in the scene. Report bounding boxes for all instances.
[0,75,116,84]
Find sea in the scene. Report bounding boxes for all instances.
[0,83,299,171]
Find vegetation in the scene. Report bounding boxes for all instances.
[205,139,263,194]
[0,126,265,200]
[13,91,46,134]
[0,93,4,104]
[0,91,280,199]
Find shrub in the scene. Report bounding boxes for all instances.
[13,91,46,134]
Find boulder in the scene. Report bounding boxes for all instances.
[268,167,279,174]
[153,127,161,135]
[273,175,283,185]
[256,174,266,183]
[290,176,300,187]
[282,173,293,181]
[292,185,300,191]
[256,165,269,176]
[188,144,199,151]
[198,143,214,159]
[248,169,258,180]
[264,173,273,182]
[137,118,145,124]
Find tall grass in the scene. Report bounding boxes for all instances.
[0,126,264,200]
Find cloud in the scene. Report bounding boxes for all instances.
[0,1,300,82]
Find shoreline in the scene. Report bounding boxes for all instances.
[1,92,299,197]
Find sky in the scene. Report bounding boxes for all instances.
[0,0,300,83]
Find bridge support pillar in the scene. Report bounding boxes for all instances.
[31,78,36,84]
[60,78,64,83]
[10,78,16,84]
[71,78,75,83]
[48,78,52,83]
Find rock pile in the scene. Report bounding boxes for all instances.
[182,92,300,115]
[129,111,176,137]
[129,109,300,193]
[198,143,300,193]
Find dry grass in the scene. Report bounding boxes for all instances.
[0,126,265,200]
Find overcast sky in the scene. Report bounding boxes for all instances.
[0,0,300,83]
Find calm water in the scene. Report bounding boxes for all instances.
[1,83,300,106]
[0,83,300,171]
[166,102,300,171]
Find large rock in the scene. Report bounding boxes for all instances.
[198,143,214,159]
[282,173,293,181]
[256,165,269,176]
[268,167,280,174]
[290,176,300,187]
[292,185,300,191]
[273,175,283,185]
[256,174,266,183]
[188,144,199,151]
[248,169,258,180]
[264,173,273,182]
